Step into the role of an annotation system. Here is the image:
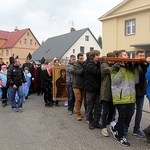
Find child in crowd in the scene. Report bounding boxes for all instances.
[22,67,31,101]
[0,65,8,107]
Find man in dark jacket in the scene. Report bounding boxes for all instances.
[133,49,149,137]
[7,58,26,112]
[84,50,102,129]
[73,53,85,121]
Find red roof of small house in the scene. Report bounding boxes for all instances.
[0,28,29,48]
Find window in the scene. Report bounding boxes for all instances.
[0,50,4,56]
[127,51,135,58]
[125,19,136,35]
[6,49,9,56]
[24,38,27,44]
[35,42,36,46]
[20,40,22,44]
[73,49,75,53]
[27,32,29,36]
[90,47,94,52]
[30,39,32,45]
[85,35,89,41]
[80,46,84,53]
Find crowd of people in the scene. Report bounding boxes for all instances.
[0,49,150,147]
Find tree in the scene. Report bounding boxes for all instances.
[97,36,102,49]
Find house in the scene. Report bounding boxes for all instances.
[99,0,150,57]
[0,28,40,64]
[32,28,102,64]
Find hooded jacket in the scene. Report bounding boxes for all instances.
[111,63,139,105]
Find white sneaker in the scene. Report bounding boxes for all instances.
[64,101,68,107]
[101,128,109,137]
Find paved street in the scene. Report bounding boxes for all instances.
[0,94,150,150]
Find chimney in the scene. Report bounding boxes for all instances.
[14,26,19,32]
[70,27,76,32]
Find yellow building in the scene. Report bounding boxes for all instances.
[99,0,150,57]
[0,28,40,64]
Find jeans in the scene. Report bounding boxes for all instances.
[86,92,101,124]
[101,100,115,128]
[134,96,144,132]
[115,103,135,137]
[9,86,24,109]
[67,84,75,111]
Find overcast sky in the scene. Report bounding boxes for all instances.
[0,0,123,43]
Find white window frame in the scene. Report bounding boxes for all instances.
[125,19,136,35]
[85,35,89,41]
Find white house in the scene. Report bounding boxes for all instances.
[32,28,102,64]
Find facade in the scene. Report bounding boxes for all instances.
[99,0,150,57]
[32,28,102,64]
[0,28,40,64]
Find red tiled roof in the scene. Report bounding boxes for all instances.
[0,28,29,48]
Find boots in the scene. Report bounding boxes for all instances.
[143,125,150,143]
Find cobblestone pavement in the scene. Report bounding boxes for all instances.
[0,94,150,150]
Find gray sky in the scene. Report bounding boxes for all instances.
[0,0,123,43]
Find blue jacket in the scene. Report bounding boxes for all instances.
[146,65,150,100]
[0,70,7,87]
[22,72,31,98]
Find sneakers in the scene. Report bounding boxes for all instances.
[111,127,118,139]
[18,107,23,112]
[85,117,89,124]
[117,137,130,147]
[76,114,82,121]
[64,101,68,107]
[106,125,111,133]
[68,111,73,115]
[133,130,145,138]
[12,108,18,112]
[93,123,102,129]
[143,128,150,142]
[101,128,109,137]
[89,122,94,130]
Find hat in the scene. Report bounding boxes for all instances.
[40,57,45,64]
[15,55,19,59]
[1,65,7,70]
[24,67,29,71]
[9,56,14,64]
[26,53,32,60]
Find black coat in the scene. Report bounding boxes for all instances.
[41,69,52,89]
[7,65,26,86]
[84,60,101,93]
